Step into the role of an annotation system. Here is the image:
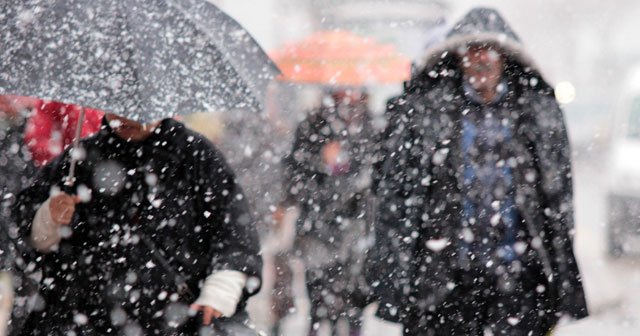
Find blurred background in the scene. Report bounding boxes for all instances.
[207,0,640,335]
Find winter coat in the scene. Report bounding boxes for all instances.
[24,100,103,166]
[283,106,375,316]
[370,7,588,326]
[13,118,262,335]
[284,106,375,262]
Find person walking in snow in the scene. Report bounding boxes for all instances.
[370,7,588,336]
[282,89,375,336]
[14,113,262,335]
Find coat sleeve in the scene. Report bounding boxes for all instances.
[529,91,588,319]
[13,151,69,245]
[368,97,435,322]
[193,140,262,297]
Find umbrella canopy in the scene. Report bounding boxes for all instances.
[271,30,410,86]
[0,0,280,123]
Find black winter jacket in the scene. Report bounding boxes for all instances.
[370,7,588,326]
[14,118,262,335]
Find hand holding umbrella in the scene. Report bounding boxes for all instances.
[49,193,81,226]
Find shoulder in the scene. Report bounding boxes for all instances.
[518,87,566,127]
[165,119,232,174]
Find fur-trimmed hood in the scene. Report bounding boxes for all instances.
[417,7,541,79]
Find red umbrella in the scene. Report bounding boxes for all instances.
[271,30,410,86]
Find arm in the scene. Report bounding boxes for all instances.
[191,139,262,320]
[528,91,588,319]
[30,194,79,252]
[13,152,71,253]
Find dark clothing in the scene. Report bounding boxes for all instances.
[0,116,38,335]
[370,7,588,334]
[13,118,262,335]
[180,310,257,336]
[283,107,375,324]
[0,117,34,269]
[404,260,553,336]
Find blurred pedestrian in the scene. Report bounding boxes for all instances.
[282,89,375,336]
[24,100,103,167]
[371,7,588,336]
[0,95,39,336]
[14,114,262,335]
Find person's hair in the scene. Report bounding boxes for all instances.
[456,42,506,57]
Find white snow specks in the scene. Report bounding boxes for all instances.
[77,184,92,202]
[531,237,543,249]
[74,313,88,325]
[432,148,450,165]
[246,276,261,294]
[17,9,35,27]
[490,213,501,226]
[461,228,475,243]
[514,241,528,255]
[426,238,449,252]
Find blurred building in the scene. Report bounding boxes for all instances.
[213,0,449,60]
[309,0,449,59]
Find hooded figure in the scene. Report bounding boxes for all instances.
[370,8,588,336]
[13,115,262,335]
[283,90,375,336]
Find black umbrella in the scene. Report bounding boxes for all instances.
[0,0,279,183]
[0,0,279,121]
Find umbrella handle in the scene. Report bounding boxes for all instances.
[64,107,85,188]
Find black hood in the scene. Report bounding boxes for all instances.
[416,7,544,82]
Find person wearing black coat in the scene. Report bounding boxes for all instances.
[370,7,588,336]
[13,114,262,335]
[282,90,375,336]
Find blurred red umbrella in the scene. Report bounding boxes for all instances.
[271,30,411,86]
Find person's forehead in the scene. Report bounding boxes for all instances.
[465,43,502,56]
